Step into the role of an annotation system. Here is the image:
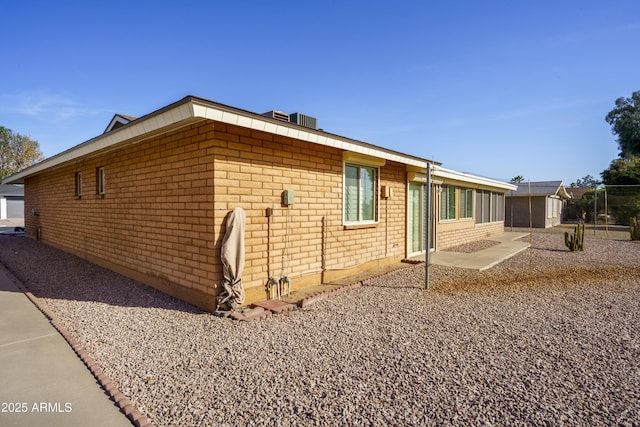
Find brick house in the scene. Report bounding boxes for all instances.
[2,96,515,310]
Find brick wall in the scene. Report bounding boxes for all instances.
[436,221,505,250]
[209,122,407,302]
[24,119,408,310]
[25,122,218,308]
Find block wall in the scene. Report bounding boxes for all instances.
[209,122,407,302]
[23,119,408,309]
[24,122,217,307]
[436,221,505,250]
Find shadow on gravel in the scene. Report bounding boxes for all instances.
[0,236,203,314]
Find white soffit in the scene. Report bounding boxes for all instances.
[432,166,517,191]
[3,102,196,184]
[3,97,429,184]
[192,101,428,168]
[343,151,386,167]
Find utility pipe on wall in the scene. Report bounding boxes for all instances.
[425,162,431,290]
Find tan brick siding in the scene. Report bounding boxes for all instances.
[436,221,505,250]
[24,120,408,310]
[210,123,407,299]
[25,124,217,305]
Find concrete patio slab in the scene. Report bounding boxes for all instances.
[420,232,530,271]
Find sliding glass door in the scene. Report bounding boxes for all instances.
[408,182,435,254]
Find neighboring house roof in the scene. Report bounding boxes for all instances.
[0,184,24,197]
[508,181,571,199]
[566,186,591,200]
[1,95,515,192]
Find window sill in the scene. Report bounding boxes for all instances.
[440,217,475,223]
[438,218,457,224]
[343,222,379,230]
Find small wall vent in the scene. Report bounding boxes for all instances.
[289,113,318,130]
[263,110,290,122]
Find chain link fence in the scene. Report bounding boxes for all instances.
[502,185,640,272]
[560,185,640,241]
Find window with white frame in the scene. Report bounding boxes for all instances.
[460,187,473,219]
[440,185,456,220]
[476,190,505,223]
[344,164,377,223]
[97,167,105,195]
[75,172,82,198]
[492,192,504,221]
[548,197,561,219]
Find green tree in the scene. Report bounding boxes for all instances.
[570,174,601,188]
[602,91,640,223]
[601,156,640,224]
[602,156,640,185]
[0,126,45,180]
[605,90,640,158]
[510,175,524,183]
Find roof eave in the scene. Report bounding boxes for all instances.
[432,166,517,191]
[3,96,436,184]
[2,98,199,184]
[188,97,432,168]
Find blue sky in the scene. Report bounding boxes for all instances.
[1,1,639,185]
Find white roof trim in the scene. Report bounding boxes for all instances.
[3,102,196,184]
[186,99,429,168]
[432,166,517,191]
[4,97,509,189]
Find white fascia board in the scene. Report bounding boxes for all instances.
[3,97,431,185]
[237,115,252,129]
[192,101,429,169]
[250,118,266,132]
[304,132,318,144]
[2,102,195,184]
[432,166,517,191]
[263,122,278,134]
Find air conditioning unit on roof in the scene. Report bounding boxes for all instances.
[262,110,290,122]
[290,112,317,130]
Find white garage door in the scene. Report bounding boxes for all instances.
[6,198,24,218]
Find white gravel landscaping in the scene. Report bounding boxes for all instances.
[0,233,639,426]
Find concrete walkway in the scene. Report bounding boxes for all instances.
[425,232,530,271]
[0,269,133,427]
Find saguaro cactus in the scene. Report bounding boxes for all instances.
[564,221,585,251]
[631,216,640,241]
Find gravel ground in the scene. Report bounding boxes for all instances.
[1,233,639,426]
